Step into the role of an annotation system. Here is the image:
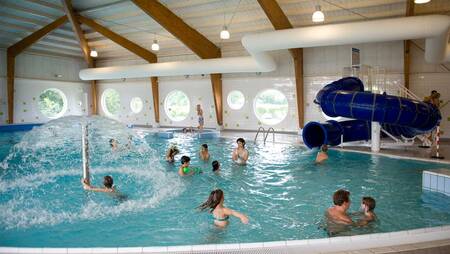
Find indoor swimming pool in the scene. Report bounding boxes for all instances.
[1,117,450,247]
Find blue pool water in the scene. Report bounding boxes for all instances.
[1,116,450,247]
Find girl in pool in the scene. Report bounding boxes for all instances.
[232,138,249,165]
[198,189,249,228]
[166,145,180,163]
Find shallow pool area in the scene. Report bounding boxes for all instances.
[1,117,450,248]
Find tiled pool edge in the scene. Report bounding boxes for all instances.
[1,225,450,253]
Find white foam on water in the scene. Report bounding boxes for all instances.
[0,116,185,230]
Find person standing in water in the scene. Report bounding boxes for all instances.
[197,104,204,131]
[198,189,249,228]
[82,175,115,193]
[316,144,329,164]
[232,138,249,165]
[199,144,210,161]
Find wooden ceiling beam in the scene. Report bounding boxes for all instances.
[61,0,92,66]
[132,0,221,59]
[258,0,304,128]
[404,0,414,89]
[7,15,68,57]
[78,15,157,63]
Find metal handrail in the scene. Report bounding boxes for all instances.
[254,127,265,142]
[264,127,275,144]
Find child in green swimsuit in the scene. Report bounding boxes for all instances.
[198,189,249,228]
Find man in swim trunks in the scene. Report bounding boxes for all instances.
[232,138,249,165]
[326,189,353,225]
[197,104,204,131]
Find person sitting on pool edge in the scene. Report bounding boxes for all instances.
[232,138,249,165]
[178,156,200,176]
[357,196,376,226]
[198,189,249,228]
[326,189,352,225]
[212,160,220,172]
[315,144,329,164]
[199,144,210,161]
[166,145,180,163]
[82,175,115,193]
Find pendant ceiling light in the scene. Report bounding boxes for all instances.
[312,5,325,23]
[90,49,98,57]
[220,26,230,40]
[151,40,159,51]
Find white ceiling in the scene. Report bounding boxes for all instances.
[0,0,449,61]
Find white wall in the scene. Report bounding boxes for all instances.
[0,49,90,124]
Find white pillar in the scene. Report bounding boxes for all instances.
[371,122,381,152]
[82,125,90,184]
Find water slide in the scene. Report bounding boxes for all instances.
[302,77,441,149]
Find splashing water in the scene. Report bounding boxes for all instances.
[0,116,185,229]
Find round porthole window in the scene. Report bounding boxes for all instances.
[254,89,288,125]
[227,90,245,110]
[38,88,68,119]
[130,97,143,114]
[164,90,190,122]
[101,88,121,117]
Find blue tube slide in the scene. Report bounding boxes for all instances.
[302,77,441,149]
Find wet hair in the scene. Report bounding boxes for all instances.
[321,144,328,152]
[236,138,246,146]
[198,189,224,212]
[212,160,220,171]
[181,155,191,165]
[362,197,376,211]
[109,139,116,147]
[103,175,114,188]
[169,146,179,157]
[333,189,350,206]
[201,144,208,150]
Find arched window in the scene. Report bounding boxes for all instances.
[164,90,190,122]
[227,90,245,110]
[254,89,288,125]
[101,88,121,117]
[38,88,68,119]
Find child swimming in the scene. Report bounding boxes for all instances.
[82,175,115,193]
[356,196,377,226]
[212,160,220,172]
[178,156,200,176]
[198,189,249,228]
[109,139,118,151]
[166,145,180,163]
[199,144,210,161]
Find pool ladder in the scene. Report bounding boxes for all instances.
[254,127,275,144]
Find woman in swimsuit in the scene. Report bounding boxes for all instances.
[232,138,249,165]
[198,189,249,228]
[197,104,204,131]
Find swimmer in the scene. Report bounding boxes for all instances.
[356,197,377,226]
[166,145,180,163]
[198,189,249,228]
[82,175,115,193]
[178,155,195,176]
[326,189,353,225]
[126,135,133,149]
[199,144,210,161]
[197,104,204,131]
[315,144,329,164]
[232,138,249,165]
[212,160,220,172]
[109,139,118,151]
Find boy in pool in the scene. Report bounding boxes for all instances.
[326,189,353,225]
[178,156,199,176]
[212,160,220,172]
[232,138,249,165]
[198,189,248,228]
[357,197,376,226]
[110,139,118,151]
[166,145,180,163]
[199,144,210,161]
[315,144,328,164]
[82,175,115,193]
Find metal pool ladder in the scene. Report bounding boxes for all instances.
[254,127,275,144]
